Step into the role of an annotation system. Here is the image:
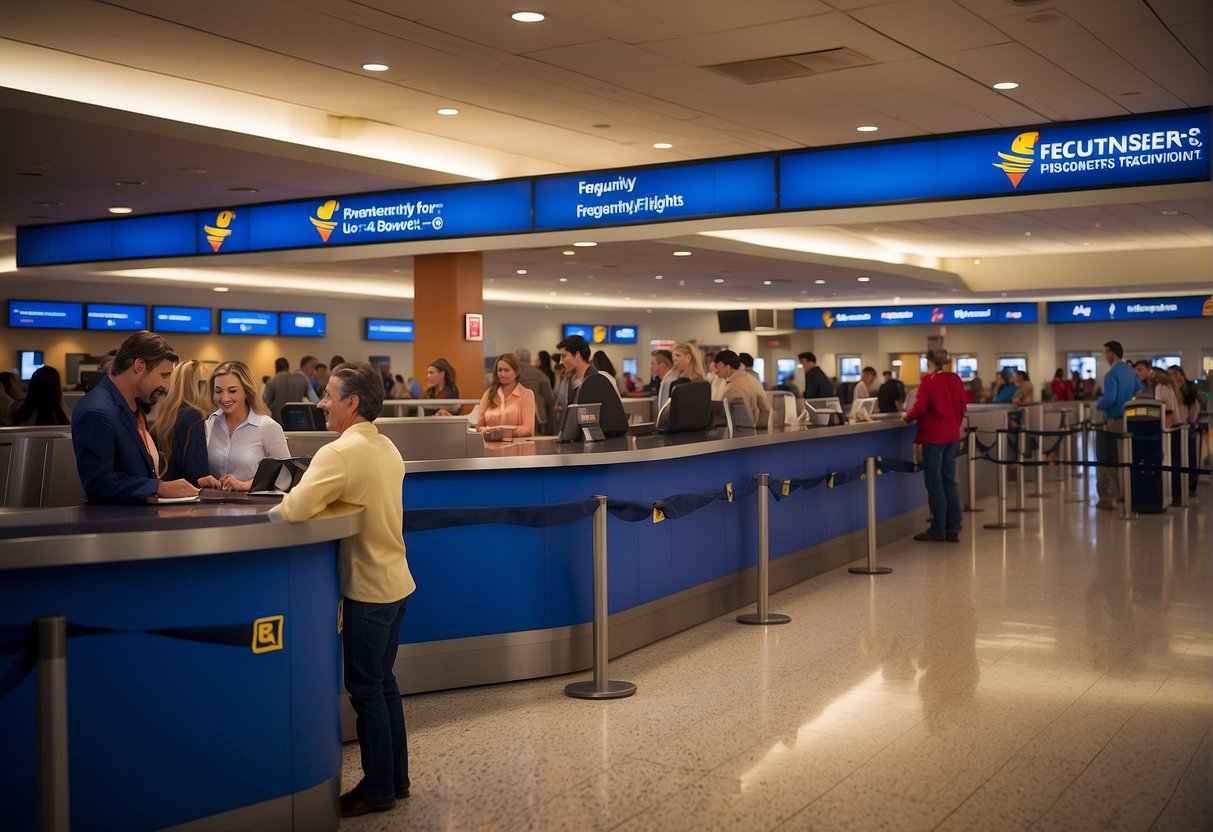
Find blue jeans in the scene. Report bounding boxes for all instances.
[343,596,410,801]
[921,442,961,537]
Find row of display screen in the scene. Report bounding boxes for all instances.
[6,300,415,341]
[560,323,638,344]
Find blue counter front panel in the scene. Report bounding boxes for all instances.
[400,427,920,644]
[0,543,341,832]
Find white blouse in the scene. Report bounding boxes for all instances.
[206,409,291,482]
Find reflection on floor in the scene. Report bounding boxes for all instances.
[342,474,1211,831]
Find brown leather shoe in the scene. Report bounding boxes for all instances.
[340,790,396,818]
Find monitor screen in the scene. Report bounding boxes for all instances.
[280,312,326,337]
[955,356,978,380]
[366,318,414,342]
[86,303,147,331]
[559,403,601,442]
[718,309,751,332]
[220,309,278,335]
[622,358,638,377]
[153,305,212,333]
[561,323,595,341]
[8,300,83,330]
[610,325,638,344]
[18,350,44,381]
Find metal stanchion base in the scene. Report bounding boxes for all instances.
[564,680,637,699]
[737,612,792,625]
[848,566,893,575]
[983,521,1017,529]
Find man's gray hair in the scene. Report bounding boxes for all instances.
[515,347,532,364]
[332,361,384,421]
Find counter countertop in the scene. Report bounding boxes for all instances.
[0,502,363,570]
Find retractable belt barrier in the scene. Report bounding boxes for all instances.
[968,425,1210,477]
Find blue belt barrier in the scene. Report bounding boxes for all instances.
[403,497,599,532]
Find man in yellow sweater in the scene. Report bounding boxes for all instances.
[269,361,416,818]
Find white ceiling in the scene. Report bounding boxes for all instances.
[1,0,1209,308]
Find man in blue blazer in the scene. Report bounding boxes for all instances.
[72,331,199,504]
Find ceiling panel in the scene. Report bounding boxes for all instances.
[850,0,1011,56]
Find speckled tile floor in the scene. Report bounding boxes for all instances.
[341,473,1212,831]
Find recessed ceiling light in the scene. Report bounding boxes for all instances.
[437,108,459,116]
[572,241,596,247]
[511,11,545,22]
[108,206,133,214]
[562,250,576,256]
[763,280,772,285]
[672,250,692,257]
[362,63,389,72]
[228,187,260,194]
[212,286,230,293]
[624,296,631,301]
[558,277,568,282]
[814,279,826,285]
[1159,209,1180,216]
[713,278,725,284]
[654,274,663,280]
[856,125,879,133]
[549,291,557,296]
[179,167,208,174]
[973,258,982,265]
[653,142,673,149]
[115,179,145,186]
[857,276,871,282]
[1024,231,1032,236]
[516,269,527,274]
[992,81,1019,90]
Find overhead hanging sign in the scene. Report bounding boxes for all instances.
[793,302,1038,329]
[1046,295,1212,323]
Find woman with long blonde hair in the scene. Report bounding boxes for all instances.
[672,343,705,382]
[151,358,212,484]
[198,360,290,492]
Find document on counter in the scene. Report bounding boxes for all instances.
[156,496,200,504]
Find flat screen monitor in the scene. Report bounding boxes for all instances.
[220,309,278,336]
[153,305,212,333]
[723,396,756,437]
[955,356,978,380]
[8,300,83,330]
[839,356,862,382]
[562,323,595,341]
[559,403,602,442]
[280,312,326,337]
[366,318,414,342]
[86,303,147,331]
[622,358,637,377]
[610,325,638,344]
[849,397,877,421]
[18,350,44,381]
[718,309,752,332]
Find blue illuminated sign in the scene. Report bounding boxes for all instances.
[8,300,84,330]
[562,324,598,342]
[794,302,1037,329]
[535,157,774,230]
[1046,295,1211,323]
[609,325,638,344]
[153,306,212,334]
[220,309,278,336]
[366,318,414,342]
[15,110,1207,267]
[279,311,326,337]
[86,303,147,331]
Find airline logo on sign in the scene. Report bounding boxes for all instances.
[310,199,340,242]
[203,210,237,252]
[992,132,1039,188]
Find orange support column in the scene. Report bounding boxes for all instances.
[413,252,485,406]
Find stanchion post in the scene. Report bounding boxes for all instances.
[1055,413,1068,482]
[1178,423,1190,508]
[850,457,892,575]
[565,496,637,700]
[1030,427,1048,497]
[984,432,1016,529]
[963,428,982,513]
[1010,428,1037,512]
[1066,422,1086,503]
[738,474,792,625]
[1119,434,1135,521]
[37,615,70,832]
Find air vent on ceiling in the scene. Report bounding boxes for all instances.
[707,47,873,85]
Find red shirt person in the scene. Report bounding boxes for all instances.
[902,351,967,542]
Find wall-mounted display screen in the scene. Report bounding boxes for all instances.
[366,318,414,342]
[609,325,638,344]
[1046,295,1210,323]
[794,302,1037,329]
[86,303,147,331]
[279,312,326,337]
[219,309,278,336]
[8,300,83,330]
[153,305,212,334]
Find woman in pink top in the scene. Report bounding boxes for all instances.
[476,353,537,437]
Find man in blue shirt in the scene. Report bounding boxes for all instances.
[1094,340,1141,510]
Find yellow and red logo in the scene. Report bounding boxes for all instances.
[821,310,835,328]
[992,131,1039,188]
[310,199,339,242]
[203,210,236,252]
[931,306,944,323]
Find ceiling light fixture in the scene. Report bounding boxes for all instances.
[212,286,230,293]
[437,108,459,116]
[672,250,692,256]
[857,276,871,282]
[511,11,545,22]
[654,275,663,280]
[814,279,826,285]
[108,206,133,214]
[558,277,568,283]
[856,125,878,133]
[572,241,596,247]
[763,280,772,285]
[713,278,725,284]
[992,81,1019,90]
[516,269,527,274]
[562,250,576,256]
[653,142,673,149]
[362,63,389,72]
